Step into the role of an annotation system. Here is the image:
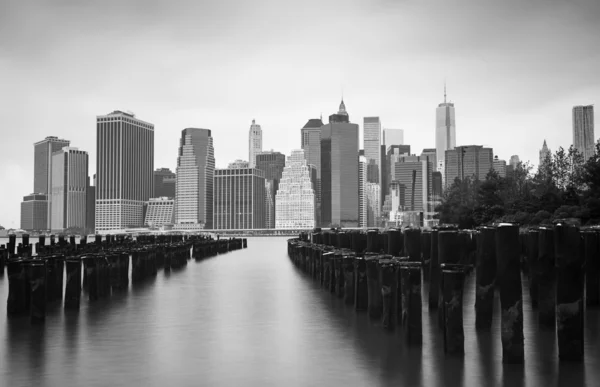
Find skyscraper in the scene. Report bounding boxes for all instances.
[255,151,286,228]
[275,149,315,229]
[20,194,48,231]
[86,176,95,234]
[50,147,88,232]
[572,105,595,161]
[228,160,249,169]
[359,155,367,228]
[366,182,380,227]
[445,145,493,186]
[301,118,324,225]
[321,100,359,227]
[248,119,262,168]
[154,168,176,198]
[435,86,456,184]
[539,140,551,167]
[492,155,507,178]
[33,136,70,228]
[265,180,275,229]
[392,155,432,213]
[509,155,520,168]
[213,167,266,229]
[174,128,214,230]
[383,129,404,146]
[364,117,381,183]
[95,110,154,232]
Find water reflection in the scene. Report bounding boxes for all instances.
[0,237,599,387]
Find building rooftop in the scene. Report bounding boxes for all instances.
[302,118,324,129]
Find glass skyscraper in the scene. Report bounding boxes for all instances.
[435,87,456,185]
[50,147,88,232]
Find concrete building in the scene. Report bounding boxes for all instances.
[248,119,262,168]
[393,155,432,213]
[154,168,176,198]
[445,145,493,186]
[383,129,404,146]
[539,140,551,168]
[174,128,214,230]
[366,182,380,227]
[86,176,95,234]
[20,193,48,231]
[50,147,88,232]
[34,136,70,228]
[95,110,154,232]
[492,155,507,178]
[364,117,381,183]
[301,118,324,226]
[573,105,595,161]
[359,155,367,228]
[386,145,412,196]
[144,197,174,227]
[275,150,315,229]
[321,100,359,227]
[435,86,456,185]
[421,148,437,172]
[213,168,266,230]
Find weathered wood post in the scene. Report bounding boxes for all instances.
[8,234,16,258]
[421,231,431,279]
[496,223,524,364]
[399,263,422,345]
[7,260,28,316]
[366,254,383,319]
[367,229,380,253]
[387,228,402,256]
[583,230,599,307]
[527,228,540,308]
[475,226,496,330]
[322,251,333,290]
[554,222,584,361]
[428,229,440,309]
[404,227,421,262]
[538,226,556,327]
[443,268,466,354]
[64,258,82,309]
[342,254,356,305]
[332,251,344,297]
[354,256,368,311]
[438,228,459,327]
[379,258,398,330]
[28,261,46,323]
[84,257,99,302]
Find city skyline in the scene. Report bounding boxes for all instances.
[1,0,600,226]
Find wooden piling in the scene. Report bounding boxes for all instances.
[64,258,82,309]
[353,257,368,311]
[527,229,540,308]
[7,260,28,316]
[365,255,383,319]
[404,228,421,262]
[387,229,402,256]
[538,226,556,327]
[367,230,380,253]
[399,263,422,345]
[28,261,46,324]
[475,226,496,330]
[443,269,465,354]
[342,254,356,305]
[379,258,398,330]
[428,229,440,309]
[583,230,599,307]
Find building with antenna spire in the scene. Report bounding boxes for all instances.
[248,119,262,168]
[539,139,551,168]
[435,84,456,188]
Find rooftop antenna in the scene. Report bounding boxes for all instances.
[444,81,447,104]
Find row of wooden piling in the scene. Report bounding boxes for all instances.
[288,222,599,363]
[0,233,247,324]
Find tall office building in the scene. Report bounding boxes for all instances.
[573,105,595,161]
[364,117,381,183]
[213,167,266,229]
[86,176,95,234]
[95,111,154,232]
[421,149,437,171]
[383,129,404,146]
[174,128,214,230]
[154,168,176,198]
[445,145,493,186]
[366,182,380,227]
[539,140,551,168]
[509,155,520,168]
[265,180,275,228]
[33,136,70,228]
[359,155,367,228]
[492,155,507,178]
[387,145,412,195]
[435,86,456,184]
[393,155,433,213]
[301,118,324,225]
[248,119,262,168]
[256,151,285,227]
[321,100,359,227]
[275,149,315,229]
[20,194,48,231]
[50,147,88,232]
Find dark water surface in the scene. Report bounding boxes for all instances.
[1,237,599,386]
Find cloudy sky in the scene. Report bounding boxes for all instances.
[1,0,598,227]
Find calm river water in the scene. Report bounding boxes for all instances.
[0,236,599,386]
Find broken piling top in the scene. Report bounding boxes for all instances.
[553,221,581,268]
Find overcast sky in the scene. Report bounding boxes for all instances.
[1,0,598,227]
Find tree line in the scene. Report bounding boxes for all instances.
[435,141,600,229]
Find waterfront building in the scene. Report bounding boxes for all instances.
[383,129,404,146]
[248,119,262,168]
[435,86,456,185]
[573,105,595,161]
[445,145,493,186]
[144,197,174,227]
[50,147,88,232]
[213,168,266,230]
[86,176,95,234]
[95,110,154,232]
[321,100,359,227]
[34,136,70,228]
[539,140,551,168]
[359,155,367,228]
[174,128,214,230]
[20,193,48,231]
[154,168,176,198]
[364,117,381,183]
[492,155,507,178]
[275,149,315,229]
[256,151,286,225]
[228,160,249,169]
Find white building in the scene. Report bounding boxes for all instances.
[435,86,456,186]
[275,150,315,229]
[145,197,174,227]
[51,147,88,232]
[248,119,262,168]
[359,155,367,228]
